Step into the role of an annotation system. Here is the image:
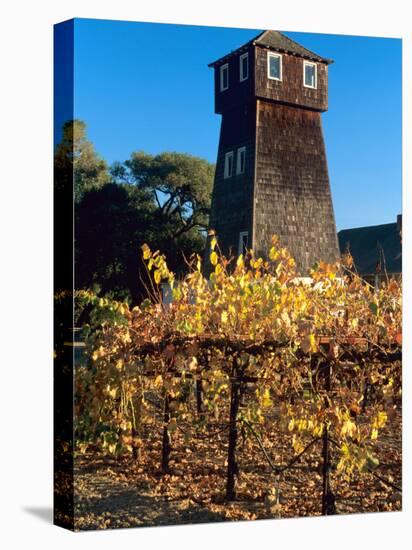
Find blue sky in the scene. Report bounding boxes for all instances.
[70,18,402,231]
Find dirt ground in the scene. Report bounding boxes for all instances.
[72,409,401,531]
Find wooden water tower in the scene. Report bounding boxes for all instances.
[207,30,339,272]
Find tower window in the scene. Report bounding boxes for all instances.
[220,63,229,91]
[238,231,249,255]
[236,146,246,174]
[224,151,234,178]
[239,53,248,82]
[303,61,317,88]
[268,52,282,81]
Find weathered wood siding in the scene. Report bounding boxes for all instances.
[208,36,338,274]
[254,100,339,272]
[254,46,328,112]
[208,103,256,259]
[213,46,255,115]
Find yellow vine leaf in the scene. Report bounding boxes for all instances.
[154,269,162,285]
[154,375,163,388]
[341,418,356,438]
[210,251,218,266]
[107,387,117,399]
[292,435,304,454]
[301,334,317,354]
[262,388,273,408]
[373,411,387,429]
[188,356,198,371]
[142,244,151,260]
[269,247,278,261]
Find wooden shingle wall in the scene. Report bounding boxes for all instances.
[254,46,328,112]
[208,36,338,275]
[213,46,255,115]
[254,101,339,273]
[208,103,256,260]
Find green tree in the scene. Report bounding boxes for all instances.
[55,121,215,304]
[76,182,155,302]
[111,151,214,240]
[55,119,110,202]
[75,147,214,304]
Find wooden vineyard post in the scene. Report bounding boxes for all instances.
[362,381,369,413]
[196,379,203,419]
[131,382,143,460]
[321,359,336,515]
[161,393,171,473]
[226,355,240,501]
[131,425,139,460]
[196,354,209,421]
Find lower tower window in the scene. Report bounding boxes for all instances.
[224,151,234,178]
[238,231,249,255]
[236,146,246,174]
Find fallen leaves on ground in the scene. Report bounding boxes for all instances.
[71,409,401,530]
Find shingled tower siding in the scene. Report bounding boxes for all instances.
[208,103,256,259]
[254,101,338,269]
[208,31,339,273]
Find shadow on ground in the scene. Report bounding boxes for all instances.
[23,507,53,524]
[74,486,229,530]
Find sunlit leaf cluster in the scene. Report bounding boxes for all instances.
[74,236,401,486]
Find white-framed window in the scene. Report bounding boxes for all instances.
[224,151,234,178]
[239,53,248,82]
[303,61,317,89]
[236,146,246,175]
[238,231,249,255]
[220,63,229,91]
[267,52,282,81]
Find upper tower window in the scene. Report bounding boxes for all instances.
[239,53,248,81]
[303,61,317,88]
[220,63,229,91]
[267,52,282,81]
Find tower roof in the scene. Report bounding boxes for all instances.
[208,30,333,67]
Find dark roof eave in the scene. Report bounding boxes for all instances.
[208,42,252,68]
[338,222,398,235]
[208,31,333,68]
[254,44,333,65]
